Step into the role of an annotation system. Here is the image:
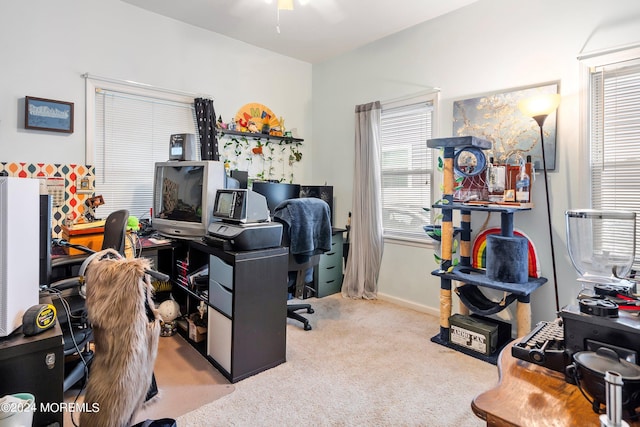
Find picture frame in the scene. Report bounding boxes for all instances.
[25,96,74,133]
[503,189,515,202]
[452,82,559,171]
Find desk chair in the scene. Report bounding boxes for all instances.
[51,209,129,277]
[273,198,332,331]
[47,209,129,392]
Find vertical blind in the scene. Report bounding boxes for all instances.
[380,100,434,241]
[589,58,640,271]
[94,89,199,220]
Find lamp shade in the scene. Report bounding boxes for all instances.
[278,0,294,10]
[517,93,561,118]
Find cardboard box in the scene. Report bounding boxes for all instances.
[188,319,207,343]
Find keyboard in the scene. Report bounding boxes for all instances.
[511,318,567,373]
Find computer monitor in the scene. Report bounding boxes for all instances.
[152,160,226,238]
[212,189,269,224]
[230,170,248,189]
[251,182,300,214]
[300,185,334,225]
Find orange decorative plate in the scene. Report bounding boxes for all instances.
[235,103,280,132]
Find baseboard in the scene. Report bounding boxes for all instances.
[377,292,439,317]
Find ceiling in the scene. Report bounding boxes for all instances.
[122,0,479,63]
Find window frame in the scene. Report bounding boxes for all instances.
[580,45,640,272]
[379,91,439,247]
[84,76,199,218]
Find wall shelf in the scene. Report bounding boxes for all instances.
[217,129,303,144]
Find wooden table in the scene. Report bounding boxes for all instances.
[472,341,640,426]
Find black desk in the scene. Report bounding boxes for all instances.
[50,235,174,282]
[0,321,64,427]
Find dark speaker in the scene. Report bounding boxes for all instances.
[39,195,52,286]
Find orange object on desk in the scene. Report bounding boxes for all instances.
[61,225,105,255]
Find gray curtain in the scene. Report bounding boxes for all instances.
[342,101,384,299]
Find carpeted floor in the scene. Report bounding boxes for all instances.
[64,294,499,426]
[175,294,499,426]
[64,333,234,427]
[132,334,235,424]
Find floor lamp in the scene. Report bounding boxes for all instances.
[518,93,561,312]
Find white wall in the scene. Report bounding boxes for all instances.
[311,0,640,324]
[0,0,312,183]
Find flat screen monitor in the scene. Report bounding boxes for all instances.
[152,160,226,238]
[251,181,300,214]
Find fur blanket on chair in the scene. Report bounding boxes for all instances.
[80,249,161,427]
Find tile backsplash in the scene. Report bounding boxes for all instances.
[0,162,95,238]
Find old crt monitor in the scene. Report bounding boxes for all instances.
[152,160,226,238]
[212,189,269,224]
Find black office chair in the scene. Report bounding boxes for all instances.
[50,209,130,280]
[47,209,130,392]
[273,198,332,331]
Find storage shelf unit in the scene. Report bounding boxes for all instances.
[172,241,288,383]
[427,136,547,364]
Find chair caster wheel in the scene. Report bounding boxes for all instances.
[307,308,314,314]
[304,323,312,331]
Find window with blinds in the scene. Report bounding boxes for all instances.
[380,97,435,241]
[92,87,199,220]
[589,55,640,272]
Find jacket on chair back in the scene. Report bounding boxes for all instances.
[273,198,332,263]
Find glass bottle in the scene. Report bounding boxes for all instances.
[515,158,530,203]
[487,157,505,202]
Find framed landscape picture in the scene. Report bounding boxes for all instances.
[25,96,74,133]
[453,82,559,171]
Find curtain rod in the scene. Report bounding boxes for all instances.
[381,87,441,106]
[82,73,214,100]
[577,41,640,61]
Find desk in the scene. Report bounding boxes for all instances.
[472,341,640,426]
[50,235,174,281]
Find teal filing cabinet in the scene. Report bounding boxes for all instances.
[314,230,344,297]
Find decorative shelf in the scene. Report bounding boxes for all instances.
[432,203,530,213]
[217,129,303,144]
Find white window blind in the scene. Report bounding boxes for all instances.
[589,56,640,272]
[380,98,435,241]
[93,88,199,219]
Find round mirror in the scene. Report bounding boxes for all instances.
[454,146,487,177]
